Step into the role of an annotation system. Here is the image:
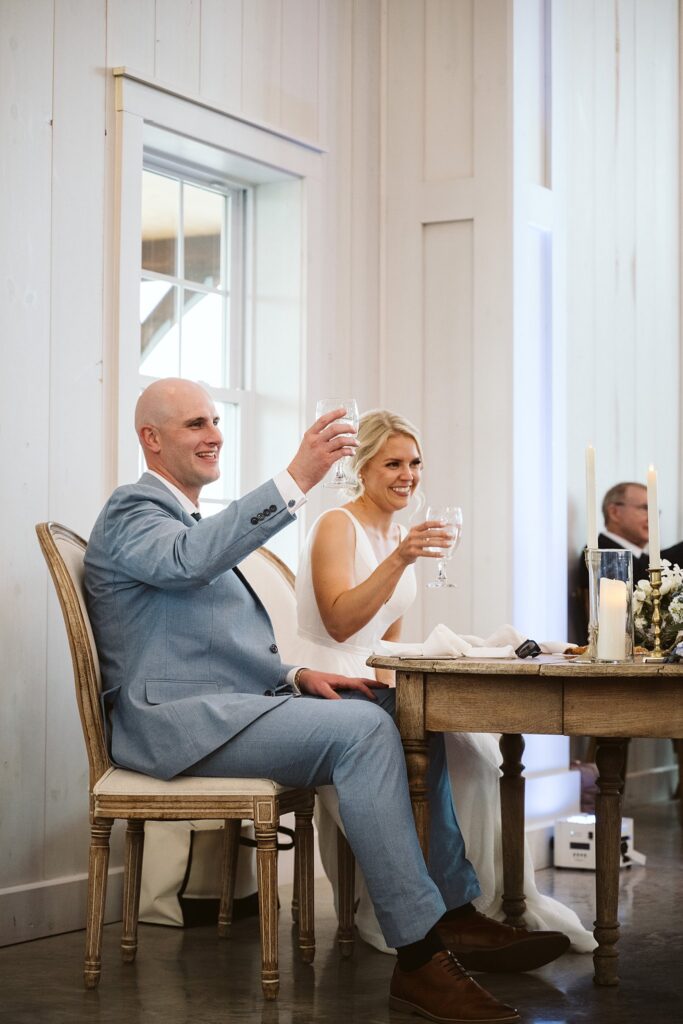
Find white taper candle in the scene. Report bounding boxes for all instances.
[647,465,661,570]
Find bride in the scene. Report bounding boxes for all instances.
[294,408,595,954]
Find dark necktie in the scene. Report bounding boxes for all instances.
[191,512,201,522]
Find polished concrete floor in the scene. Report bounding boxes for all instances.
[1,800,682,1024]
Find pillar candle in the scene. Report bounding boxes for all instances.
[585,445,598,549]
[647,465,661,570]
[597,577,627,661]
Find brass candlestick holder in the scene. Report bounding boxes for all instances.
[647,567,665,660]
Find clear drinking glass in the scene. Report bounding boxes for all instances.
[315,398,359,488]
[425,505,463,589]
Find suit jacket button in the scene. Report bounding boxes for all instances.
[263,507,270,516]
[269,643,278,653]
[264,689,274,697]
[269,504,277,513]
[251,516,259,525]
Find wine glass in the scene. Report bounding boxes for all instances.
[315,398,359,488]
[425,505,463,589]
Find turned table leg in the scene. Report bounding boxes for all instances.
[396,671,430,861]
[499,733,527,925]
[593,736,627,986]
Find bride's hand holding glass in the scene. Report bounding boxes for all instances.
[424,505,463,589]
[392,519,458,568]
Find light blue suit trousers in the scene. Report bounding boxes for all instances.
[188,688,481,948]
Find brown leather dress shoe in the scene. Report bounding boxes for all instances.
[437,911,570,972]
[389,951,520,1023]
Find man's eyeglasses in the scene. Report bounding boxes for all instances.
[612,502,657,514]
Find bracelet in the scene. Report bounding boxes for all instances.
[293,667,306,693]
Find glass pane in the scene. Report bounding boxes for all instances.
[200,401,239,511]
[141,171,179,277]
[179,289,226,388]
[140,280,180,377]
[183,183,224,287]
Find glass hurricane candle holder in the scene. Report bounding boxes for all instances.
[585,548,634,663]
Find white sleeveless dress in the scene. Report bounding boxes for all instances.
[293,508,596,954]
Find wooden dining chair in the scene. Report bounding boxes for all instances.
[35,521,316,1000]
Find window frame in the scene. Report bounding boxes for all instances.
[111,67,325,545]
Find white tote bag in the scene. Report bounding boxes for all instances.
[139,820,259,927]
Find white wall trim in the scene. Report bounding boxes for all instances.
[113,67,327,156]
[0,869,123,947]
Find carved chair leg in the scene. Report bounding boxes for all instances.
[85,819,113,989]
[218,819,241,938]
[295,795,315,964]
[336,826,356,958]
[255,804,279,1000]
[121,819,145,963]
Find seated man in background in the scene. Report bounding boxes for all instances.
[572,480,683,641]
[84,377,569,1024]
[581,481,683,585]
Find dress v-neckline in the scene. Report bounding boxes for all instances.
[333,507,399,568]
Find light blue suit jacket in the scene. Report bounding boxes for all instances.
[84,473,298,779]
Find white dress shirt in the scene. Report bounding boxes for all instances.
[602,529,648,560]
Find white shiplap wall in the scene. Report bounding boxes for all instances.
[560,0,680,802]
[1,0,679,942]
[564,0,680,559]
[0,0,380,945]
[382,0,519,641]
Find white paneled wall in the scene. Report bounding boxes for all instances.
[1,0,680,941]
[0,0,378,945]
[563,0,679,557]
[383,0,516,642]
[304,0,382,528]
[1,0,53,901]
[560,0,679,801]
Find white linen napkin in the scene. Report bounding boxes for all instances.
[375,623,573,660]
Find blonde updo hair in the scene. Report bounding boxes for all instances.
[345,409,424,503]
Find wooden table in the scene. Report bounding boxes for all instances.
[367,654,683,985]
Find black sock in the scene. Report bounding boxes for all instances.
[395,927,445,971]
[440,902,478,924]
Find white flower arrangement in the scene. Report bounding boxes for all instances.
[633,559,683,650]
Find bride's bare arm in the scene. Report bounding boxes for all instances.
[310,511,450,643]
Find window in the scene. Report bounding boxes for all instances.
[139,162,247,515]
[114,70,324,565]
